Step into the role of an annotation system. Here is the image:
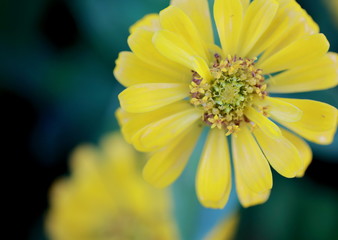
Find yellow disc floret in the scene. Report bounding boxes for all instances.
[189,54,267,135]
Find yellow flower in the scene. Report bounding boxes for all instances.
[204,213,239,240]
[46,133,179,240]
[114,0,338,209]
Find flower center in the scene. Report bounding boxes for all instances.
[189,54,267,135]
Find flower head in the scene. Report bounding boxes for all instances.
[46,133,178,240]
[115,0,338,208]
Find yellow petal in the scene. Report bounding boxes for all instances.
[245,106,282,138]
[263,96,303,122]
[240,0,250,10]
[235,173,270,208]
[190,56,213,81]
[232,125,272,193]
[281,129,312,177]
[114,52,188,87]
[272,98,338,145]
[130,126,159,152]
[129,14,161,34]
[143,124,202,188]
[170,0,214,45]
[237,0,279,57]
[258,0,319,63]
[207,44,224,59]
[116,108,154,150]
[258,34,329,74]
[247,0,318,59]
[160,6,209,61]
[268,53,338,93]
[115,107,132,126]
[153,30,212,81]
[120,101,191,143]
[275,98,337,132]
[246,2,292,58]
[253,127,303,178]
[139,108,202,150]
[196,129,232,209]
[118,83,189,113]
[214,0,243,56]
[258,24,308,65]
[275,0,319,34]
[127,29,190,78]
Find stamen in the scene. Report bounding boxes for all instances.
[189,55,267,135]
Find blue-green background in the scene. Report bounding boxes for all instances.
[1,0,337,239]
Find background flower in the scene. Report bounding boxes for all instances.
[46,133,179,240]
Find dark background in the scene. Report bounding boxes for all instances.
[1,0,337,239]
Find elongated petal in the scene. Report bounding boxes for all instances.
[153,30,212,80]
[120,101,191,142]
[247,0,318,58]
[130,127,159,152]
[273,99,338,144]
[275,98,337,132]
[237,0,278,57]
[276,0,318,34]
[246,2,291,58]
[263,97,302,122]
[258,34,329,74]
[114,52,187,87]
[196,129,231,209]
[118,83,189,113]
[236,173,270,208]
[160,6,208,60]
[258,24,310,64]
[246,18,289,59]
[254,128,303,178]
[232,125,272,193]
[268,53,338,93]
[281,129,312,177]
[143,124,202,188]
[214,0,243,56]
[116,108,159,152]
[139,108,201,150]
[115,108,132,126]
[170,0,214,44]
[258,0,319,63]
[245,106,282,138]
[129,14,161,33]
[128,29,190,78]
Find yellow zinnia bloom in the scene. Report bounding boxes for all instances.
[114,0,338,209]
[46,133,179,240]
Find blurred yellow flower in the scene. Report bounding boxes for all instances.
[114,0,338,209]
[204,213,239,240]
[325,0,338,27]
[46,133,179,240]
